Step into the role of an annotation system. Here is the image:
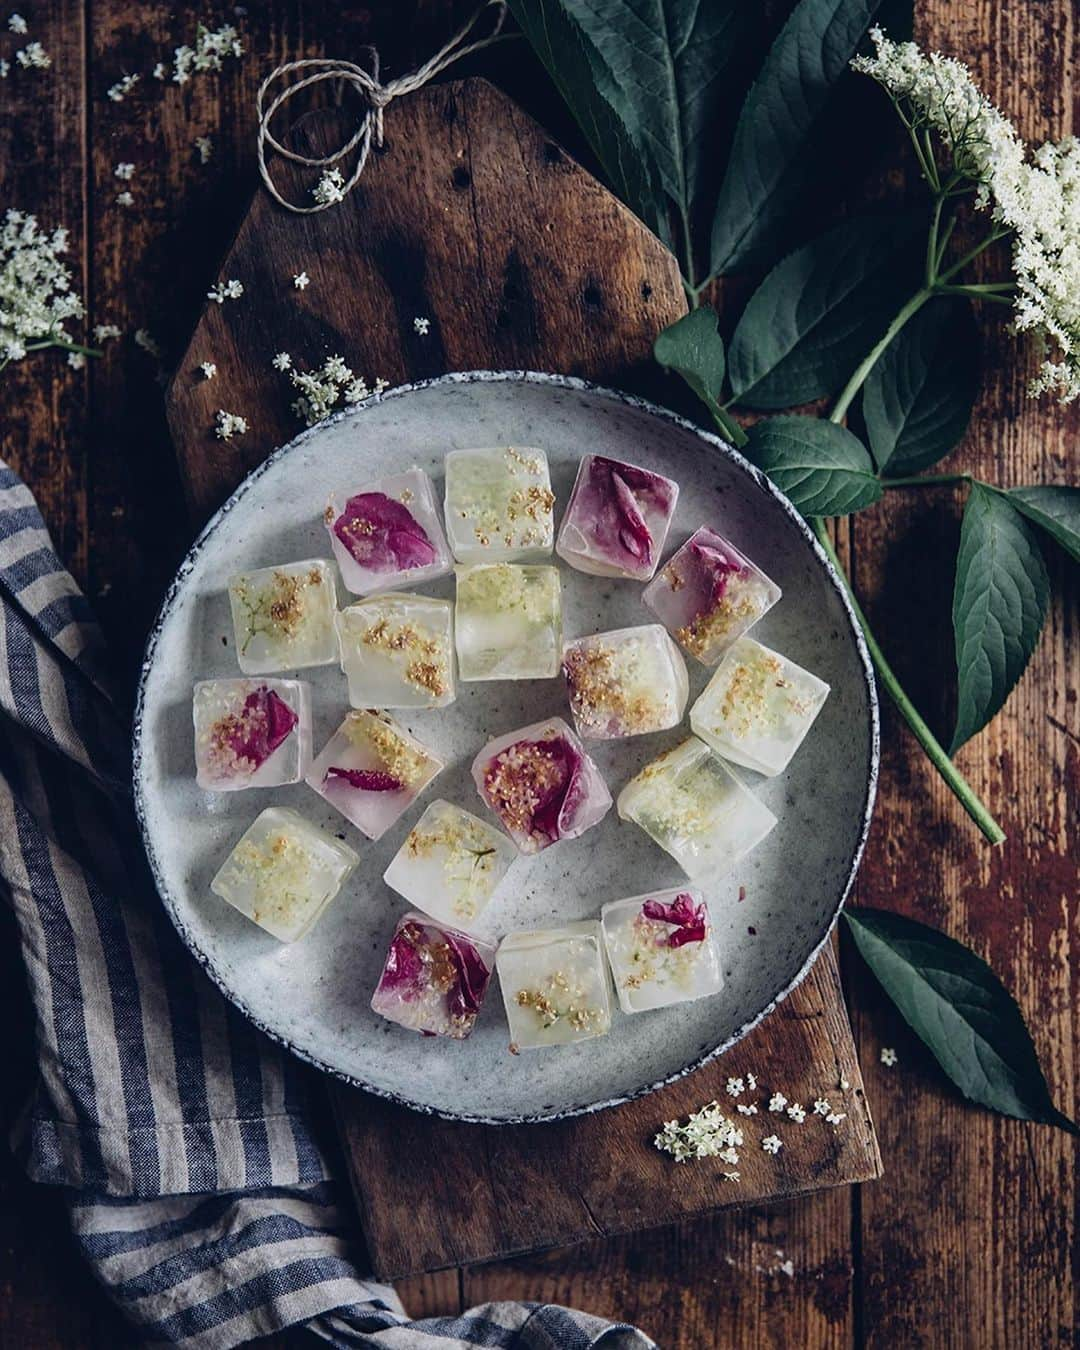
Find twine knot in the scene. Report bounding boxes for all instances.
[256,1,509,214]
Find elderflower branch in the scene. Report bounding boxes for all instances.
[812,520,1005,845]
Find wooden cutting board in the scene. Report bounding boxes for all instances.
[165,77,881,1280]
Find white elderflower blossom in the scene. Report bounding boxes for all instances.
[725,1076,745,1098]
[413,315,430,335]
[0,60,9,78]
[215,409,247,440]
[292,271,310,290]
[194,135,213,164]
[107,72,139,101]
[312,167,346,208]
[15,40,49,68]
[761,1134,783,1155]
[880,1046,898,1067]
[276,352,387,426]
[134,327,162,359]
[1,210,85,366]
[173,23,242,86]
[207,278,243,303]
[67,350,85,369]
[152,62,167,80]
[115,191,134,208]
[654,1101,743,1166]
[200,360,217,379]
[786,1103,807,1124]
[93,323,121,342]
[767,1092,787,1113]
[855,28,1080,402]
[114,162,135,180]
[9,13,28,33]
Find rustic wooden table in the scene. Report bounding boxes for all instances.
[1,2,1075,1346]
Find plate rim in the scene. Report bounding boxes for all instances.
[133,369,880,1124]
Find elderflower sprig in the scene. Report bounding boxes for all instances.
[1,210,98,372]
[273,352,388,426]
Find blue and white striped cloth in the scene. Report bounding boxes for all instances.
[0,460,655,1350]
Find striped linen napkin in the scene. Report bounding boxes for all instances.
[0,460,655,1350]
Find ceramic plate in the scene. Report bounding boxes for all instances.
[134,372,878,1123]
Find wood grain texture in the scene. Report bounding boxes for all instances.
[846,3,1079,1347]
[164,80,686,522]
[335,945,878,1280]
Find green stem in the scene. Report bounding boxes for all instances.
[813,521,1005,845]
[707,400,748,449]
[936,283,1014,304]
[830,287,936,424]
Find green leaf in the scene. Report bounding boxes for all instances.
[864,298,979,475]
[654,307,726,419]
[555,1,747,232]
[709,0,887,277]
[1005,485,1080,563]
[744,416,883,516]
[727,213,922,410]
[505,0,663,236]
[844,907,1077,1133]
[951,483,1050,752]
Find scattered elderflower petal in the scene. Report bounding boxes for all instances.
[880,1046,898,1067]
[152,61,167,80]
[653,1100,744,1165]
[208,278,243,304]
[825,1112,848,1126]
[215,409,248,440]
[1,210,85,365]
[767,1092,788,1112]
[114,162,135,181]
[15,39,49,68]
[93,323,121,342]
[134,327,162,359]
[194,135,213,164]
[271,351,292,371]
[725,1077,745,1098]
[0,59,9,78]
[293,271,309,290]
[107,72,139,101]
[312,167,346,207]
[761,1134,783,1155]
[813,1098,832,1117]
[736,1103,759,1116]
[9,13,28,33]
[746,1071,757,1090]
[786,1103,807,1123]
[413,315,430,335]
[173,23,243,86]
[67,351,85,369]
[200,361,217,379]
[115,191,134,208]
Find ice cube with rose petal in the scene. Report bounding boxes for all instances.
[444,446,555,563]
[325,467,452,595]
[690,636,830,776]
[228,559,338,674]
[337,593,455,709]
[305,710,443,840]
[616,736,776,881]
[370,911,497,1039]
[193,677,311,790]
[210,806,359,942]
[497,922,612,1049]
[472,716,612,854]
[383,800,516,931]
[556,453,678,581]
[562,624,688,739]
[455,563,561,680]
[642,527,780,666]
[600,888,723,1013]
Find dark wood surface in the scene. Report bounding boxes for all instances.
[164,74,880,1282]
[1,2,1075,1346]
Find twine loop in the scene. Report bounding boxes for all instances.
[256,1,508,213]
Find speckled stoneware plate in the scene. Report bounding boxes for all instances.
[134,371,878,1123]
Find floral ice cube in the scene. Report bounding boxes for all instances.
[383,799,516,930]
[556,453,678,581]
[472,716,611,853]
[642,527,780,665]
[444,446,555,562]
[371,911,496,1040]
[306,710,443,840]
[210,806,359,942]
[228,559,338,674]
[690,637,830,776]
[497,922,612,1049]
[455,563,561,680]
[325,467,452,596]
[193,678,311,790]
[337,594,455,709]
[562,624,688,739]
[616,736,776,881]
[600,888,723,1014]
